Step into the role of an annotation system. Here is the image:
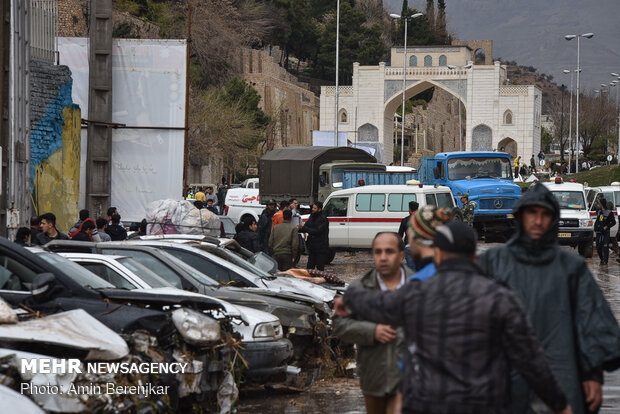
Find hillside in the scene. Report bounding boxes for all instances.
[503,63,563,115]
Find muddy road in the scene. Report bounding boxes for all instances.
[238,245,620,413]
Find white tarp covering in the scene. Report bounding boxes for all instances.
[0,309,129,360]
[146,199,221,236]
[58,38,186,222]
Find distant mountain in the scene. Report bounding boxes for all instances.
[386,0,620,92]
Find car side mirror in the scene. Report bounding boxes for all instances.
[31,273,57,302]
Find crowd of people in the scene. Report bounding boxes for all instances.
[233,198,330,271]
[15,207,147,246]
[333,183,620,414]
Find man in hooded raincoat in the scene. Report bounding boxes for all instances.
[479,183,620,414]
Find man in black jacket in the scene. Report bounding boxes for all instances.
[298,201,329,270]
[257,199,277,253]
[397,201,419,243]
[479,184,620,414]
[334,221,572,414]
[34,213,69,245]
[234,216,260,253]
[594,199,616,265]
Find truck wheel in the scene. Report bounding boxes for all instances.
[451,207,464,222]
[578,241,594,258]
[326,249,336,265]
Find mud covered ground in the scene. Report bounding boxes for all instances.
[238,245,620,413]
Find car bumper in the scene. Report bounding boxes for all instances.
[241,338,293,382]
[474,213,516,232]
[557,228,593,245]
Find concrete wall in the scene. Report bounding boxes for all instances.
[30,60,80,233]
[390,46,471,68]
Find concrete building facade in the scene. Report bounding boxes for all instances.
[320,44,541,164]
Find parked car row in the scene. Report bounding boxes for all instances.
[0,234,339,412]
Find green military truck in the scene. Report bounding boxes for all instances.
[259,146,384,205]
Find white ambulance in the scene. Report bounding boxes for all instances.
[541,179,593,257]
[316,182,456,250]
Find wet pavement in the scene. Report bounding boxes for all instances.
[238,244,620,413]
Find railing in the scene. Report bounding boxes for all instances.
[322,85,354,97]
[30,0,58,63]
[500,85,529,96]
[384,67,467,77]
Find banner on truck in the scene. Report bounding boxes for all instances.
[58,38,186,222]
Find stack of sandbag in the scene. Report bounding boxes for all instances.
[146,199,220,236]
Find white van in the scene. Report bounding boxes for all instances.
[541,179,593,257]
[585,183,620,239]
[225,187,263,224]
[317,182,456,249]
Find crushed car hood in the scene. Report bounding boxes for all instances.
[0,309,128,360]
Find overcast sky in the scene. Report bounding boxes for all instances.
[385,0,620,93]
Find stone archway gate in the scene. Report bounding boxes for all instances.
[319,44,542,164]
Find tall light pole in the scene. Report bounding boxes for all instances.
[563,69,575,171]
[334,0,340,147]
[612,74,620,163]
[565,32,594,171]
[390,12,423,165]
[448,63,473,151]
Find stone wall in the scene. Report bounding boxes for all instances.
[58,1,160,38]
[236,47,320,149]
[30,60,81,233]
[402,87,463,165]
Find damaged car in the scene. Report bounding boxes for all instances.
[0,238,239,412]
[57,252,295,385]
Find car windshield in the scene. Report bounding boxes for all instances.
[447,157,513,180]
[332,167,385,185]
[37,252,115,289]
[199,245,272,279]
[161,252,221,287]
[551,191,586,210]
[116,257,172,288]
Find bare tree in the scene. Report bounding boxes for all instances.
[578,91,616,157]
[187,0,284,87]
[189,87,266,176]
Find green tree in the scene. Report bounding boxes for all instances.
[392,7,432,46]
[314,1,386,83]
[222,78,270,130]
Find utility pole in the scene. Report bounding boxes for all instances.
[183,1,191,196]
[334,0,340,147]
[560,85,565,163]
[86,0,113,218]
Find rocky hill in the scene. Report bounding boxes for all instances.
[503,62,564,115]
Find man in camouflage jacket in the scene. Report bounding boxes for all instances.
[460,193,475,227]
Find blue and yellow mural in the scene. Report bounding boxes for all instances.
[30,61,81,234]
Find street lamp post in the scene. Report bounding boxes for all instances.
[565,33,594,171]
[612,74,620,163]
[390,12,423,165]
[334,0,340,147]
[563,69,575,172]
[448,63,473,151]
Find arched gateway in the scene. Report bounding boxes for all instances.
[319,43,542,164]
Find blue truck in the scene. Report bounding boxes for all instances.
[344,151,520,236]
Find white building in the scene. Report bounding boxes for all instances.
[320,45,541,163]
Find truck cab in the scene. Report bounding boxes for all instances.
[317,162,386,202]
[542,179,593,257]
[417,152,520,236]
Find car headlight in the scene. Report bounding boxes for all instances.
[253,321,283,340]
[171,308,221,345]
[579,219,593,228]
